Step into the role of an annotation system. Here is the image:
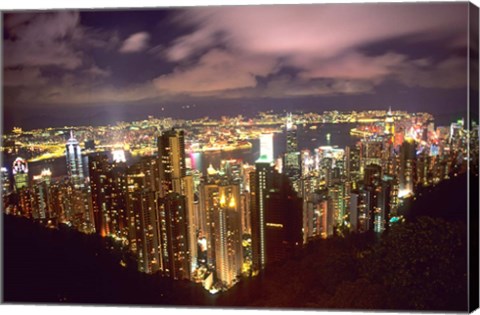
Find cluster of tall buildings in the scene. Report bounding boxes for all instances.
[279,109,473,243]
[2,133,95,233]
[1,110,475,293]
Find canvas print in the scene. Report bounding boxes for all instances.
[1,2,479,312]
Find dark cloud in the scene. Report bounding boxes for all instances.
[4,12,83,69]
[160,3,467,96]
[3,67,47,87]
[1,3,470,127]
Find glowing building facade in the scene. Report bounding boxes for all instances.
[12,157,28,191]
[66,131,85,189]
[214,188,242,288]
[259,133,274,163]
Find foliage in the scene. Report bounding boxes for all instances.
[361,216,467,311]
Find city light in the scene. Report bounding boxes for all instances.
[2,5,476,310]
[112,149,127,163]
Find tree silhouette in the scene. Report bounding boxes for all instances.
[362,216,467,311]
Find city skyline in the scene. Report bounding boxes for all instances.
[2,2,478,311]
[3,3,471,130]
[2,107,476,297]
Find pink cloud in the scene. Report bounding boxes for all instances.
[153,49,277,94]
[396,56,467,89]
[4,12,83,69]
[83,65,111,78]
[167,4,467,62]
[119,32,150,53]
[166,28,217,61]
[3,67,47,87]
[158,4,468,96]
[297,52,408,81]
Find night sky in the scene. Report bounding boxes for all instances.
[3,3,470,130]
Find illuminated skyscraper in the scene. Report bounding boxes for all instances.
[259,133,274,163]
[48,182,69,223]
[1,167,12,215]
[364,164,382,187]
[110,163,128,239]
[199,181,220,266]
[1,167,11,194]
[374,177,393,233]
[66,131,85,189]
[305,191,325,239]
[329,183,347,228]
[159,193,191,280]
[130,190,162,274]
[319,157,333,187]
[12,157,28,191]
[32,170,52,220]
[158,129,197,273]
[18,188,34,218]
[112,149,127,163]
[57,182,75,223]
[359,138,384,171]
[252,147,303,269]
[286,113,298,153]
[250,157,275,274]
[125,161,163,274]
[65,132,94,233]
[360,186,377,231]
[214,190,242,288]
[349,192,359,232]
[158,128,186,195]
[183,173,198,271]
[384,107,395,137]
[346,145,361,186]
[417,151,433,187]
[89,154,112,236]
[399,138,417,197]
[284,113,301,192]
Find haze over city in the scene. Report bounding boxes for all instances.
[3,3,470,130]
[2,3,478,312]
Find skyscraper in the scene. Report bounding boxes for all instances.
[284,113,301,192]
[214,190,243,288]
[12,157,28,191]
[159,193,191,280]
[328,183,348,228]
[89,154,110,236]
[349,192,359,232]
[65,131,94,232]
[252,135,304,269]
[126,159,159,242]
[399,138,417,197]
[374,177,393,233]
[18,188,34,218]
[32,170,52,221]
[110,162,128,239]
[286,113,298,153]
[1,167,11,195]
[200,181,220,267]
[66,131,85,189]
[158,129,197,273]
[264,175,302,264]
[384,107,395,138]
[158,128,186,195]
[259,133,274,163]
[130,189,162,274]
[250,159,275,274]
[87,153,126,237]
[364,164,382,187]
